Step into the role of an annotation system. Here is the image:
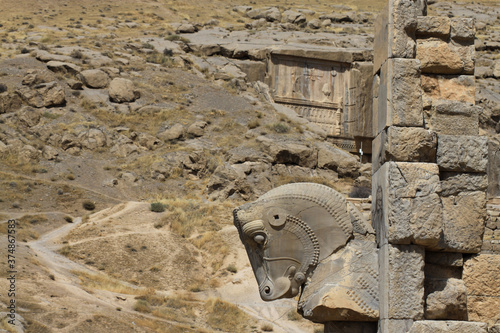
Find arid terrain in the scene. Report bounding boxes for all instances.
[0,0,499,332]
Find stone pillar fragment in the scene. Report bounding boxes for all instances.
[372,162,442,248]
[375,58,423,136]
[379,244,425,320]
[373,0,418,73]
[436,135,488,173]
[372,126,437,173]
[424,101,480,135]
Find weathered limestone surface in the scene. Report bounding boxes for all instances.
[421,74,475,103]
[416,16,450,38]
[109,78,139,103]
[440,191,486,253]
[450,18,475,42]
[424,101,479,135]
[463,254,500,298]
[257,136,317,168]
[372,162,442,247]
[417,39,474,75]
[373,0,418,73]
[379,244,425,320]
[424,278,467,320]
[299,239,379,322]
[376,59,423,135]
[16,81,66,108]
[408,321,488,333]
[436,135,488,173]
[488,140,500,197]
[0,92,22,114]
[372,127,437,172]
[79,69,109,89]
[379,319,414,333]
[440,172,488,197]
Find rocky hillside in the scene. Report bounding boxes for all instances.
[0,0,498,332]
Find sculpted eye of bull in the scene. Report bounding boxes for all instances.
[233,183,353,302]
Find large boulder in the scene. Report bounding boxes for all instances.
[79,69,109,88]
[46,61,82,75]
[316,142,360,177]
[257,136,317,168]
[108,78,140,103]
[0,92,22,114]
[282,10,306,24]
[158,123,185,141]
[246,7,281,22]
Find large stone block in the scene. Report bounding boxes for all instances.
[463,254,500,297]
[440,172,488,196]
[372,127,437,173]
[421,74,475,103]
[440,191,486,253]
[379,244,425,320]
[416,16,450,39]
[436,135,488,173]
[417,39,474,75]
[408,321,488,333]
[298,239,379,322]
[372,162,442,247]
[376,58,423,135]
[374,0,418,73]
[424,101,479,135]
[424,278,467,320]
[450,18,475,42]
[379,319,414,333]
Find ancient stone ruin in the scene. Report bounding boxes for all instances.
[235,0,500,332]
[266,47,373,154]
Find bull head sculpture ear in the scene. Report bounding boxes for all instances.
[233,183,354,301]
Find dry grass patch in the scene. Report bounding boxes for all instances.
[157,198,236,238]
[205,298,253,332]
[72,270,141,295]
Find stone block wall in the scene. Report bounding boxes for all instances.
[357,1,499,332]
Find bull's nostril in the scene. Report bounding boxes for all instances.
[264,286,271,294]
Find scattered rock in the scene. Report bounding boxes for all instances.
[282,10,306,24]
[158,123,185,141]
[79,69,109,89]
[78,128,108,150]
[257,136,317,168]
[16,81,66,108]
[187,121,208,137]
[233,6,252,14]
[108,78,139,103]
[0,92,22,114]
[307,19,322,29]
[316,142,360,177]
[42,145,59,160]
[67,79,83,90]
[176,23,197,34]
[135,132,162,150]
[246,7,281,22]
[46,61,82,75]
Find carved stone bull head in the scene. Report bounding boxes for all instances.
[233,182,355,301]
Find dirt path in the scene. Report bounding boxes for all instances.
[25,203,204,332]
